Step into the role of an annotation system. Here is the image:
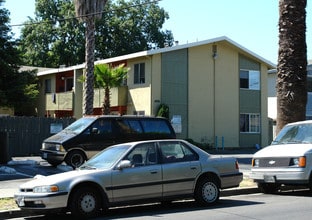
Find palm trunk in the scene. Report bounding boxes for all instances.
[276,0,307,133]
[103,86,110,115]
[83,16,95,115]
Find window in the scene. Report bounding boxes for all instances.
[133,111,145,116]
[159,141,198,163]
[125,143,158,166]
[134,63,145,84]
[240,70,260,90]
[65,77,73,91]
[240,113,260,133]
[45,79,51,93]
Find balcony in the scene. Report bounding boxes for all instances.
[45,92,73,111]
[94,86,128,107]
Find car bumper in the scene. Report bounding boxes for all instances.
[220,172,243,189]
[41,150,66,164]
[250,169,310,184]
[14,191,68,211]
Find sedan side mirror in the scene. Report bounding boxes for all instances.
[117,160,132,170]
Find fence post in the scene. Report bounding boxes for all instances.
[0,132,9,164]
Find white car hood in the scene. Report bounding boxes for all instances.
[20,169,103,188]
[254,144,312,158]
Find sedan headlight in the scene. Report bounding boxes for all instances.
[33,185,59,193]
[290,156,306,167]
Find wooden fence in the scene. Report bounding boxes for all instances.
[0,117,75,163]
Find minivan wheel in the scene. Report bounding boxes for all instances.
[65,150,86,168]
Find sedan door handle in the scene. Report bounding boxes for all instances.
[150,170,158,174]
[190,166,197,170]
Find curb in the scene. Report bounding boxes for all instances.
[0,186,259,219]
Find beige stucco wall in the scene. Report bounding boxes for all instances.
[37,74,56,116]
[188,43,240,147]
[126,58,152,115]
[150,54,162,115]
[260,63,269,146]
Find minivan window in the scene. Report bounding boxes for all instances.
[64,117,96,133]
[141,120,171,134]
[116,120,143,134]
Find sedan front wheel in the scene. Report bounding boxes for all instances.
[69,187,101,219]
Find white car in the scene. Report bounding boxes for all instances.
[250,120,312,193]
[15,139,243,218]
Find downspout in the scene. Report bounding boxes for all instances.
[212,44,218,148]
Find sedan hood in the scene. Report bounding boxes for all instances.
[254,144,312,158]
[20,169,103,188]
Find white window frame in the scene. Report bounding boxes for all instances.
[240,69,260,90]
[134,63,145,84]
[240,113,261,133]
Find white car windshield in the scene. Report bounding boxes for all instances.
[80,145,130,170]
[272,123,312,145]
[64,117,96,133]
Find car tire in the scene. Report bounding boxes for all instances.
[195,177,220,206]
[69,187,101,219]
[65,150,86,168]
[258,183,280,194]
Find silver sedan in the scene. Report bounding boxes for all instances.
[15,139,243,218]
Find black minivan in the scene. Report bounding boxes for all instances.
[41,115,176,168]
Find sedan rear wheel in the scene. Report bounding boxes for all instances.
[195,177,220,206]
[69,187,101,219]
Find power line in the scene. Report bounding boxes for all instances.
[10,0,162,27]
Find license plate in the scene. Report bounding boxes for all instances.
[264,175,276,183]
[42,153,47,159]
[17,197,25,207]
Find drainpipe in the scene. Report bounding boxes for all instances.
[212,44,217,148]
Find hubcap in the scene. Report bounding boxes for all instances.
[80,194,96,213]
[202,182,217,202]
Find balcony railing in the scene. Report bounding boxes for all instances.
[94,86,128,107]
[45,86,128,111]
[45,92,73,110]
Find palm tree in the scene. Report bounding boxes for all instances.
[276,0,307,134]
[74,0,107,115]
[94,63,129,115]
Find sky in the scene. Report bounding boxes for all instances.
[3,0,312,64]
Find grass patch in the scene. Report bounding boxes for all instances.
[0,198,18,211]
[239,178,257,188]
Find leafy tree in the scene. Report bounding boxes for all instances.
[276,0,307,133]
[95,0,174,58]
[74,0,107,116]
[0,0,39,115]
[94,63,129,114]
[19,0,85,67]
[17,0,173,68]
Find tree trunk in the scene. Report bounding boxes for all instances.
[103,86,110,115]
[276,0,307,134]
[83,16,95,116]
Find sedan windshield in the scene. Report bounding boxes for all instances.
[272,123,312,145]
[64,117,96,133]
[80,144,130,170]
